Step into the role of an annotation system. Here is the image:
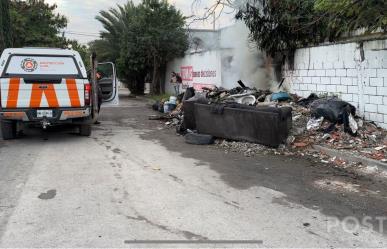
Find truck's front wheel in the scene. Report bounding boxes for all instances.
[79,124,92,136]
[1,120,17,140]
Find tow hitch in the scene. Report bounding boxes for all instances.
[41,119,51,129]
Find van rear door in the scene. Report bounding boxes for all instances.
[0,55,86,109]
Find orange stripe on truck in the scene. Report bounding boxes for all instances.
[6,78,20,108]
[66,79,81,107]
[30,84,59,108]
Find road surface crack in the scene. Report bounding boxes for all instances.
[125,214,208,240]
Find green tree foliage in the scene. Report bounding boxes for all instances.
[236,0,328,57]
[0,0,12,53]
[95,0,188,94]
[68,39,90,69]
[236,0,387,57]
[9,0,68,48]
[314,0,387,37]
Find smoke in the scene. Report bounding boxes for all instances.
[220,21,272,90]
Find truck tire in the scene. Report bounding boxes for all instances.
[1,120,17,140]
[79,124,92,136]
[185,133,214,145]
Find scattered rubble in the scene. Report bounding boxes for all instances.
[149,82,387,166]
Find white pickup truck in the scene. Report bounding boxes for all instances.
[0,48,118,139]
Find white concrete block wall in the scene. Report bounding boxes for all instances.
[285,39,387,129]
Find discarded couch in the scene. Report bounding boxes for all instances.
[183,93,209,130]
[194,103,292,147]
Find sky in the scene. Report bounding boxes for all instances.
[45,0,237,44]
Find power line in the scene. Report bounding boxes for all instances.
[65,30,101,35]
[65,32,101,38]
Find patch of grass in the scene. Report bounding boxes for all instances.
[148,93,171,102]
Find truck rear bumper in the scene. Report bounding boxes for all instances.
[0,107,91,122]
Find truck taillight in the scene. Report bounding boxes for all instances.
[84,83,91,105]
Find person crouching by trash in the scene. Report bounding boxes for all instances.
[170,72,182,96]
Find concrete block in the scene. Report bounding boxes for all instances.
[336,69,347,77]
[321,77,331,85]
[378,69,387,78]
[344,60,356,69]
[317,84,327,92]
[364,86,377,95]
[292,83,300,90]
[346,68,358,77]
[352,94,359,102]
[363,95,370,104]
[348,86,359,94]
[383,59,387,69]
[367,58,382,69]
[300,84,308,90]
[377,87,387,96]
[333,60,344,68]
[307,70,316,77]
[385,115,387,123]
[341,77,353,85]
[299,70,308,76]
[365,103,378,112]
[341,93,353,102]
[369,113,384,123]
[337,85,348,93]
[296,62,306,70]
[369,95,383,105]
[365,68,377,78]
[301,90,311,97]
[378,105,387,114]
[381,123,387,129]
[315,70,326,77]
[325,69,336,76]
[323,62,334,69]
[301,77,311,83]
[370,77,384,87]
[331,77,340,85]
[326,85,337,92]
[311,77,320,84]
[308,84,317,91]
[313,61,323,70]
[384,96,387,104]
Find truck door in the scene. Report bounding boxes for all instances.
[97,62,119,105]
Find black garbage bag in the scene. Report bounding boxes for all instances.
[182,87,195,102]
[310,98,357,136]
[152,101,160,111]
[297,93,319,107]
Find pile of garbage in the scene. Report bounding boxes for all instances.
[149,81,386,163]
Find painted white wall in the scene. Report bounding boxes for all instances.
[165,50,222,94]
[284,39,387,129]
[165,22,271,93]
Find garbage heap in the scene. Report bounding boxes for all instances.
[150,81,386,164]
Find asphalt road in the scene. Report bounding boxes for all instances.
[1,91,387,247]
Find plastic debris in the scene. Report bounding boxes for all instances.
[307,117,324,130]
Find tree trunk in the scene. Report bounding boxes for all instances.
[151,55,160,95]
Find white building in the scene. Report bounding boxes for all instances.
[165,21,272,93]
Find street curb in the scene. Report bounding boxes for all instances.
[313,145,387,170]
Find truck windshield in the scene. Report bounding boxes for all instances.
[3,55,81,78]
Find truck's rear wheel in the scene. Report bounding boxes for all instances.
[79,124,92,136]
[1,120,17,140]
